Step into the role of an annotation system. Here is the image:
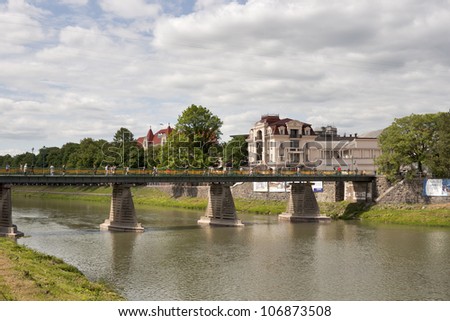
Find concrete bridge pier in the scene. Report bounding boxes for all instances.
[279,182,331,222]
[345,181,374,202]
[198,183,244,227]
[100,184,144,232]
[0,184,24,237]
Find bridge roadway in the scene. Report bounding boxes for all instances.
[0,173,376,237]
[0,173,375,185]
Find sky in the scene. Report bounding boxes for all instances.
[1,0,449,155]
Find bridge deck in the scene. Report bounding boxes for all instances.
[0,174,375,185]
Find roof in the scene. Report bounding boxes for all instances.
[136,126,173,147]
[359,129,383,138]
[151,126,172,145]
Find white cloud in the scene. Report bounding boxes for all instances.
[0,0,449,155]
[58,0,89,6]
[0,0,46,53]
[194,0,229,11]
[99,0,161,19]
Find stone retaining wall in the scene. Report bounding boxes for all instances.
[375,177,450,204]
[144,178,450,205]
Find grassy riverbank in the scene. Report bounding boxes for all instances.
[0,238,123,300]
[12,185,450,227]
[358,203,450,227]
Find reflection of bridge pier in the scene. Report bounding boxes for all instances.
[278,182,331,222]
[198,183,244,227]
[100,184,144,232]
[0,184,24,237]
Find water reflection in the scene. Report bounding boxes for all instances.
[12,195,450,301]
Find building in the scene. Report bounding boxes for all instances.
[137,125,173,150]
[246,114,316,167]
[246,115,381,172]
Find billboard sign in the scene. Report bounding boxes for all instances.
[253,181,323,193]
[423,179,450,196]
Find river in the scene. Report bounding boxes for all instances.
[13,195,450,301]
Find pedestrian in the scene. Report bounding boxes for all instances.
[105,165,109,176]
[5,164,10,174]
[50,165,55,176]
[23,163,27,175]
[62,164,66,176]
[152,166,158,176]
[125,166,129,175]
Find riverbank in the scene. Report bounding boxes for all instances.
[11,185,450,227]
[0,238,123,300]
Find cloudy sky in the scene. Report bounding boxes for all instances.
[1,0,449,155]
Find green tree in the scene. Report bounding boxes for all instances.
[77,138,106,169]
[376,112,448,180]
[428,112,450,177]
[163,104,223,169]
[59,143,80,168]
[106,128,138,167]
[223,135,248,168]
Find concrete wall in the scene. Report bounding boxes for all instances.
[145,183,209,199]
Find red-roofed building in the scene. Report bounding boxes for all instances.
[137,125,173,150]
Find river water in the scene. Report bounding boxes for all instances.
[12,195,450,301]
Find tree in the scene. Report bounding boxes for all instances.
[77,138,106,169]
[376,112,449,180]
[163,104,223,168]
[175,104,223,151]
[108,128,137,167]
[59,143,80,168]
[428,112,450,177]
[223,135,248,168]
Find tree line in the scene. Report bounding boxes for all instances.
[0,105,249,171]
[1,105,448,178]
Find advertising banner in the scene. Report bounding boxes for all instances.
[253,181,323,193]
[423,179,450,196]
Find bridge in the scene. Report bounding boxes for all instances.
[0,173,376,237]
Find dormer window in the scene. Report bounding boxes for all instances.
[279,126,285,135]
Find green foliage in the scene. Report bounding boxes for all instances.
[175,104,223,145]
[161,104,224,169]
[377,112,450,180]
[428,112,450,177]
[223,135,248,168]
[107,128,140,167]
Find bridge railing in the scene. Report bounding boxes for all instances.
[0,167,374,177]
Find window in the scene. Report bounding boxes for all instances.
[290,129,299,138]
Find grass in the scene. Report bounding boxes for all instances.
[358,203,450,227]
[0,238,124,301]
